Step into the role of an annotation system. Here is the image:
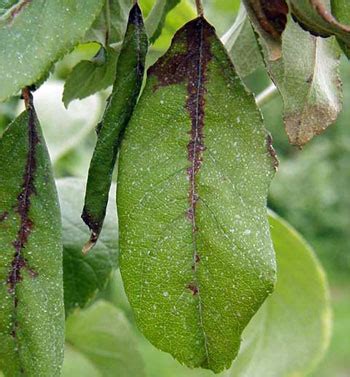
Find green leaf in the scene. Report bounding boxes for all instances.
[63,300,145,377]
[86,0,133,46]
[63,46,119,107]
[0,91,64,376]
[246,4,342,145]
[290,0,350,56]
[228,211,331,376]
[144,0,180,43]
[331,0,350,57]
[57,178,118,316]
[221,4,264,78]
[131,212,331,377]
[82,3,148,252]
[117,17,277,373]
[0,0,104,102]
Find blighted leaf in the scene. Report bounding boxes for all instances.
[144,0,180,43]
[82,3,148,252]
[331,0,350,57]
[266,17,342,145]
[228,211,331,376]
[0,91,64,375]
[63,301,145,377]
[221,4,264,78]
[289,0,350,55]
[130,212,331,377]
[0,0,104,102]
[117,17,277,373]
[242,0,289,60]
[63,46,119,107]
[57,178,118,316]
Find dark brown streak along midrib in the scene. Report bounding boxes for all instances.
[148,17,213,364]
[7,89,38,362]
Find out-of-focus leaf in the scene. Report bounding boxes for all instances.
[63,301,145,377]
[0,0,104,101]
[30,80,101,164]
[221,4,264,78]
[63,46,119,107]
[0,91,64,376]
[290,0,350,57]
[331,0,350,57]
[57,178,118,316]
[227,211,331,377]
[118,17,276,373]
[82,3,148,252]
[144,0,180,42]
[86,0,132,46]
[242,0,289,60]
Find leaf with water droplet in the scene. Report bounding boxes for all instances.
[82,3,148,252]
[0,0,104,101]
[0,91,64,375]
[57,178,118,316]
[62,300,145,377]
[117,16,277,373]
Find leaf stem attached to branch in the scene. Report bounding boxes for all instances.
[195,0,204,17]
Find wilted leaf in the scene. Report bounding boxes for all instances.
[221,4,264,78]
[0,91,64,375]
[57,178,118,316]
[82,3,148,252]
[63,46,119,107]
[227,211,331,376]
[0,0,104,101]
[331,0,350,57]
[118,17,277,373]
[268,17,342,145]
[290,0,350,57]
[63,301,145,377]
[242,0,289,60]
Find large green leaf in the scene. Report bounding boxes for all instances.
[117,17,277,373]
[57,178,118,316]
[82,3,148,252]
[221,4,264,78]
[131,212,331,377]
[63,301,145,377]
[0,91,64,376]
[227,211,331,376]
[0,0,104,101]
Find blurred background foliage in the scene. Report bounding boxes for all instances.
[0,0,349,375]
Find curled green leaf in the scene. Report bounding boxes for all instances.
[82,3,148,253]
[0,90,64,376]
[118,17,277,373]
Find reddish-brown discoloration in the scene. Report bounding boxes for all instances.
[248,0,288,39]
[187,283,199,296]
[0,211,8,222]
[7,89,38,294]
[266,134,279,171]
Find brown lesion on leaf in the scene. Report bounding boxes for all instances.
[187,283,199,295]
[0,211,9,222]
[245,0,289,39]
[6,88,39,350]
[266,134,279,171]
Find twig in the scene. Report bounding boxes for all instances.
[255,83,278,107]
[195,0,204,16]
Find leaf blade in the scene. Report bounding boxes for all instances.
[118,17,276,372]
[0,92,64,376]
